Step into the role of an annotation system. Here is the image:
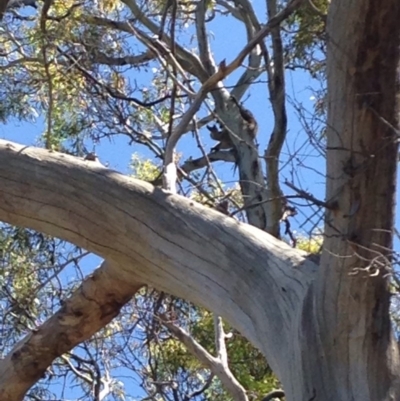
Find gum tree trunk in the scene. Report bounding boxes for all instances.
[286,0,400,399]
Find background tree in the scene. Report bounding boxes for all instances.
[1,0,399,401]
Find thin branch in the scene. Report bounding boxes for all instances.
[230,0,263,100]
[216,0,244,20]
[162,0,307,191]
[181,150,236,174]
[160,314,249,401]
[166,0,179,144]
[91,49,155,67]
[119,1,210,82]
[284,180,332,209]
[214,315,228,366]
[196,0,217,76]
[40,0,54,149]
[262,0,289,237]
[57,46,180,108]
[128,25,195,97]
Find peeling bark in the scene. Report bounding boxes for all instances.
[0,261,142,401]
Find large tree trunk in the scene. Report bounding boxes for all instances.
[286,0,400,400]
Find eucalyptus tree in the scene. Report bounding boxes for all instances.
[0,0,399,401]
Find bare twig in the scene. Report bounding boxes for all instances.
[40,0,54,149]
[284,180,332,209]
[159,313,249,401]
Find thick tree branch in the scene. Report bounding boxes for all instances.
[0,139,316,393]
[0,261,142,401]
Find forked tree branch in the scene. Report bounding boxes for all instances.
[160,314,248,401]
[162,0,307,191]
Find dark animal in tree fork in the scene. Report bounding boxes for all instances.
[207,95,258,152]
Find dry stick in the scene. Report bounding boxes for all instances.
[160,313,248,401]
[166,0,178,146]
[284,180,332,209]
[162,0,307,192]
[40,0,54,149]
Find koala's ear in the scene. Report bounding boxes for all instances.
[207,124,218,132]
